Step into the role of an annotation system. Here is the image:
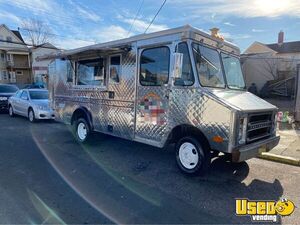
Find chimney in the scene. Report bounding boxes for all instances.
[278,30,284,44]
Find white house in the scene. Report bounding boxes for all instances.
[31,43,59,86]
[0,24,31,84]
[242,31,300,95]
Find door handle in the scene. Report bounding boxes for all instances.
[165,92,169,99]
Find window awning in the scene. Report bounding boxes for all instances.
[37,45,131,61]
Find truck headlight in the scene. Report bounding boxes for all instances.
[238,117,247,145]
[273,113,278,134]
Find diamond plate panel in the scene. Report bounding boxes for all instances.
[167,88,232,151]
[108,51,136,100]
[135,86,169,142]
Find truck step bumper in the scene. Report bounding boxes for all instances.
[232,136,280,162]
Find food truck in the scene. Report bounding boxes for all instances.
[43,25,280,174]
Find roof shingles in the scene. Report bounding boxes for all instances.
[267,41,300,54]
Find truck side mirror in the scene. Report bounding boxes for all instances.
[173,53,183,79]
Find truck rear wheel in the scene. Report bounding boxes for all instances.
[176,136,210,175]
[73,118,91,143]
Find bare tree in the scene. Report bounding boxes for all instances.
[21,19,53,46]
[263,57,279,80]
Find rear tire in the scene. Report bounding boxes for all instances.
[73,118,91,143]
[28,109,36,123]
[8,105,14,117]
[176,136,211,175]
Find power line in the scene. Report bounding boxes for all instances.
[144,0,167,34]
[127,0,144,37]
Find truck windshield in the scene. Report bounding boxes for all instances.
[192,43,225,88]
[221,53,245,90]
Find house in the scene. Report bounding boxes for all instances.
[0,24,31,85]
[31,43,59,86]
[241,31,300,95]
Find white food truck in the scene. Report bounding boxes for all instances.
[42,25,280,174]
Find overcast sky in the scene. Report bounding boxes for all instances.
[0,0,300,52]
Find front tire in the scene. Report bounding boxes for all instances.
[176,136,210,175]
[28,109,36,123]
[8,105,14,117]
[73,118,91,143]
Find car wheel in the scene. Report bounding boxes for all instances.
[73,118,91,143]
[8,105,14,117]
[176,136,211,175]
[28,109,36,123]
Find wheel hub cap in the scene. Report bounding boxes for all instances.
[178,142,199,169]
[77,122,87,140]
[29,111,33,121]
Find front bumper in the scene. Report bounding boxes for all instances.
[232,136,280,162]
[0,101,8,110]
[35,109,55,120]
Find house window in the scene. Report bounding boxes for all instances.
[6,36,12,42]
[109,55,121,83]
[76,58,106,86]
[140,46,170,86]
[2,71,8,80]
[0,35,3,41]
[7,54,12,62]
[0,53,5,62]
[16,70,23,75]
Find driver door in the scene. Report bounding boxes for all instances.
[135,45,172,145]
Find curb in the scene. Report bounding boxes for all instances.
[258,152,300,167]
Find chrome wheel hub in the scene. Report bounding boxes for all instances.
[77,122,87,141]
[29,111,34,121]
[178,142,199,169]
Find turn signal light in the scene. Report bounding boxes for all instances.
[212,135,224,143]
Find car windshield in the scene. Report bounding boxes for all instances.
[221,53,246,90]
[192,43,225,88]
[29,91,49,99]
[0,85,18,93]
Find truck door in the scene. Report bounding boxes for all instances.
[135,45,171,144]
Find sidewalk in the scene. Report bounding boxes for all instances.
[258,122,300,166]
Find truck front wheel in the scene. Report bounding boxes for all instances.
[176,136,210,175]
[73,118,91,143]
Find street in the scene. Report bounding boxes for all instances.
[0,113,299,224]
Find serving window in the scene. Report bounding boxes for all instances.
[109,55,121,83]
[76,58,106,86]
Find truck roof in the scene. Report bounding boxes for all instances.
[38,24,240,60]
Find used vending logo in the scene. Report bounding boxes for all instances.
[236,198,295,222]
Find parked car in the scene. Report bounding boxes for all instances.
[0,84,19,111]
[8,89,55,122]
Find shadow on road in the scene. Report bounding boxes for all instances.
[0,115,285,224]
[32,126,284,224]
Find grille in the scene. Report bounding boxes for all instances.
[0,100,8,106]
[246,112,273,143]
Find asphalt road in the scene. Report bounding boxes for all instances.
[0,113,299,224]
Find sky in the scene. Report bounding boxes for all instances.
[0,0,300,52]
